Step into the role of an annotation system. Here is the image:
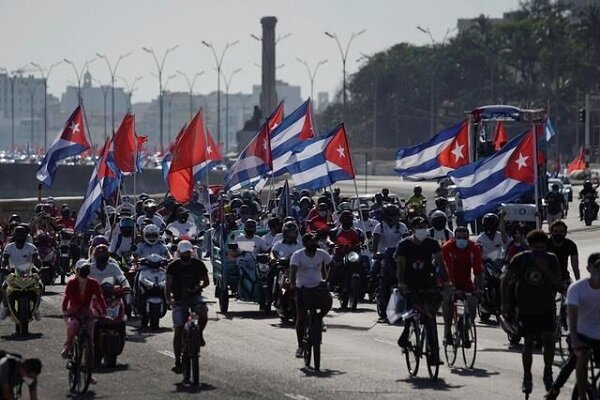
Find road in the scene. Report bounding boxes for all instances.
[3,226,599,399]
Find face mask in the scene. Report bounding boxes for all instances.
[96,254,109,265]
[552,234,565,243]
[341,221,352,229]
[78,268,90,278]
[455,239,468,249]
[414,229,428,241]
[244,229,256,236]
[22,376,34,386]
[305,244,318,252]
[318,211,327,218]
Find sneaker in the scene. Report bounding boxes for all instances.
[171,363,182,374]
[60,348,70,359]
[522,378,532,395]
[34,311,41,321]
[199,332,206,347]
[543,368,554,391]
[295,347,304,358]
[544,387,559,400]
[0,308,7,320]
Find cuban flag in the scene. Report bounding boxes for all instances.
[270,99,314,175]
[223,102,284,191]
[449,129,538,221]
[285,123,355,191]
[161,124,187,182]
[395,120,469,180]
[192,129,221,181]
[75,138,112,232]
[37,106,91,186]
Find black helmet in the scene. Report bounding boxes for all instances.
[482,213,499,232]
[267,217,281,229]
[584,179,593,189]
[61,207,71,218]
[430,210,447,230]
[13,225,27,241]
[383,204,400,219]
[435,197,449,210]
[244,219,257,234]
[8,214,20,224]
[413,185,422,195]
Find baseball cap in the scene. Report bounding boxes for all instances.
[75,259,92,271]
[177,240,194,254]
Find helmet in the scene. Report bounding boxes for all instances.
[138,193,149,202]
[143,224,160,245]
[282,221,299,241]
[121,195,131,203]
[177,240,194,254]
[338,202,352,212]
[8,214,20,224]
[584,179,593,189]
[105,205,116,216]
[119,216,134,236]
[230,198,242,209]
[339,210,354,225]
[482,213,499,232]
[300,189,311,198]
[382,188,390,196]
[176,207,189,223]
[91,235,109,248]
[383,204,400,220]
[34,203,44,215]
[435,197,449,210]
[413,185,423,196]
[244,219,257,234]
[143,199,157,213]
[61,207,71,218]
[144,253,165,269]
[12,225,27,241]
[299,196,312,206]
[46,196,55,205]
[267,217,281,229]
[430,210,448,230]
[551,183,559,191]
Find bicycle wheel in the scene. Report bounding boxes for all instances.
[444,316,458,367]
[426,318,440,380]
[303,315,312,368]
[68,339,80,393]
[404,319,421,377]
[312,314,322,372]
[461,315,477,369]
[70,335,92,394]
[80,335,93,393]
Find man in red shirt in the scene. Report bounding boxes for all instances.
[306,202,330,233]
[61,259,106,359]
[55,207,76,230]
[442,226,483,321]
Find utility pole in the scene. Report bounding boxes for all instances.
[585,93,590,166]
[24,76,40,156]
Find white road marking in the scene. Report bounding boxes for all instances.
[374,337,397,346]
[158,350,175,359]
[284,394,313,400]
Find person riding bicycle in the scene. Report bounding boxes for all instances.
[476,213,507,262]
[61,259,107,360]
[428,210,454,245]
[396,217,452,361]
[406,186,427,216]
[135,224,171,260]
[165,240,209,374]
[578,179,599,221]
[442,226,482,324]
[545,253,600,400]
[501,230,562,396]
[0,354,42,400]
[0,226,42,321]
[290,232,334,358]
[546,221,579,290]
[108,217,136,259]
[545,183,567,225]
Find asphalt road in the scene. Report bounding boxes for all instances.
[3,224,599,400]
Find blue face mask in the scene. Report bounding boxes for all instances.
[455,239,468,249]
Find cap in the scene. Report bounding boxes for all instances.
[75,259,91,270]
[177,240,194,254]
[46,196,55,204]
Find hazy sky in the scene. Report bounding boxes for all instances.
[0,0,521,104]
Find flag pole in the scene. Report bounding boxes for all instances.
[202,111,213,227]
[265,174,275,214]
[532,122,541,230]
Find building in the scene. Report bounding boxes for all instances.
[317,91,329,112]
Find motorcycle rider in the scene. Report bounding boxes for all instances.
[476,213,508,261]
[272,222,303,259]
[229,219,269,258]
[430,197,453,230]
[435,178,451,199]
[0,226,42,321]
[290,232,334,357]
[165,240,209,374]
[428,210,454,244]
[116,195,136,217]
[165,208,198,242]
[330,210,365,286]
[61,259,107,359]
[89,244,131,292]
[356,206,378,236]
[381,188,392,203]
[545,183,567,226]
[406,186,427,216]
[501,230,562,396]
[135,224,171,259]
[306,202,330,233]
[372,205,409,255]
[263,217,282,250]
[109,217,136,259]
[578,179,599,221]
[55,207,75,230]
[135,193,150,216]
[396,217,452,360]
[136,199,165,232]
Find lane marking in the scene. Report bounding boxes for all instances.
[158,350,175,359]
[284,394,313,400]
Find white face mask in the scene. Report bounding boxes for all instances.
[22,376,34,386]
[414,229,428,241]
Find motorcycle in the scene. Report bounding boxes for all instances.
[478,258,504,323]
[374,247,398,320]
[5,263,42,336]
[134,254,167,329]
[337,248,365,311]
[256,253,273,313]
[404,200,426,224]
[581,194,597,226]
[94,279,126,368]
[34,233,59,287]
[117,252,136,318]
[58,228,79,285]
[272,258,295,323]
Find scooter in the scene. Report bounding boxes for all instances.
[94,279,126,368]
[375,247,398,320]
[581,194,597,226]
[34,233,59,287]
[58,228,79,285]
[338,248,364,311]
[478,258,504,323]
[134,254,168,329]
[5,263,42,336]
[272,258,295,323]
[256,253,273,313]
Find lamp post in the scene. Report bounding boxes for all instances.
[162,74,177,143]
[223,68,242,153]
[416,25,454,134]
[202,40,239,146]
[92,78,109,139]
[176,70,204,120]
[96,52,131,131]
[324,29,366,122]
[142,45,179,153]
[1,66,27,152]
[250,32,292,45]
[295,58,327,102]
[23,76,40,156]
[118,76,142,112]
[31,61,61,151]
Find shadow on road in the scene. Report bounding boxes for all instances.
[95,364,130,374]
[1,332,43,341]
[300,367,346,378]
[66,390,107,399]
[449,367,499,378]
[333,307,373,314]
[220,311,275,320]
[325,323,373,332]
[173,382,216,393]
[396,377,463,391]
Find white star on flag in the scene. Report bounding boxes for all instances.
[261,140,268,152]
[451,143,465,161]
[68,122,80,135]
[515,152,529,170]
[207,145,213,154]
[336,145,346,158]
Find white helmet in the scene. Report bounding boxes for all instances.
[142,224,160,245]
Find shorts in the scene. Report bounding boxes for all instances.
[518,311,555,336]
[296,282,332,311]
[172,296,208,328]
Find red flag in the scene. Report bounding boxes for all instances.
[113,113,136,175]
[168,124,187,155]
[167,111,210,204]
[493,121,508,151]
[567,147,585,174]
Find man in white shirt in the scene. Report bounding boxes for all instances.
[476,213,507,261]
[372,205,409,254]
[229,220,269,257]
[165,208,198,241]
[262,217,282,250]
[290,232,334,358]
[272,222,303,259]
[355,207,378,236]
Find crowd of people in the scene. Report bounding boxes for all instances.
[0,180,598,399]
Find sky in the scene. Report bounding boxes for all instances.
[0,0,521,104]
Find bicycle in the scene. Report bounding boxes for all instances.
[571,346,600,400]
[65,315,95,394]
[401,289,442,380]
[444,291,478,369]
[181,311,202,386]
[555,291,570,363]
[303,308,323,372]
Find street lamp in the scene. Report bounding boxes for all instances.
[176,70,205,120]
[23,76,40,156]
[1,66,27,152]
[295,58,328,102]
[96,52,131,131]
[31,61,61,151]
[202,39,239,146]
[324,29,366,122]
[92,77,110,139]
[162,74,177,142]
[118,75,142,112]
[416,25,455,134]
[250,32,292,45]
[223,68,242,153]
[142,45,179,153]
